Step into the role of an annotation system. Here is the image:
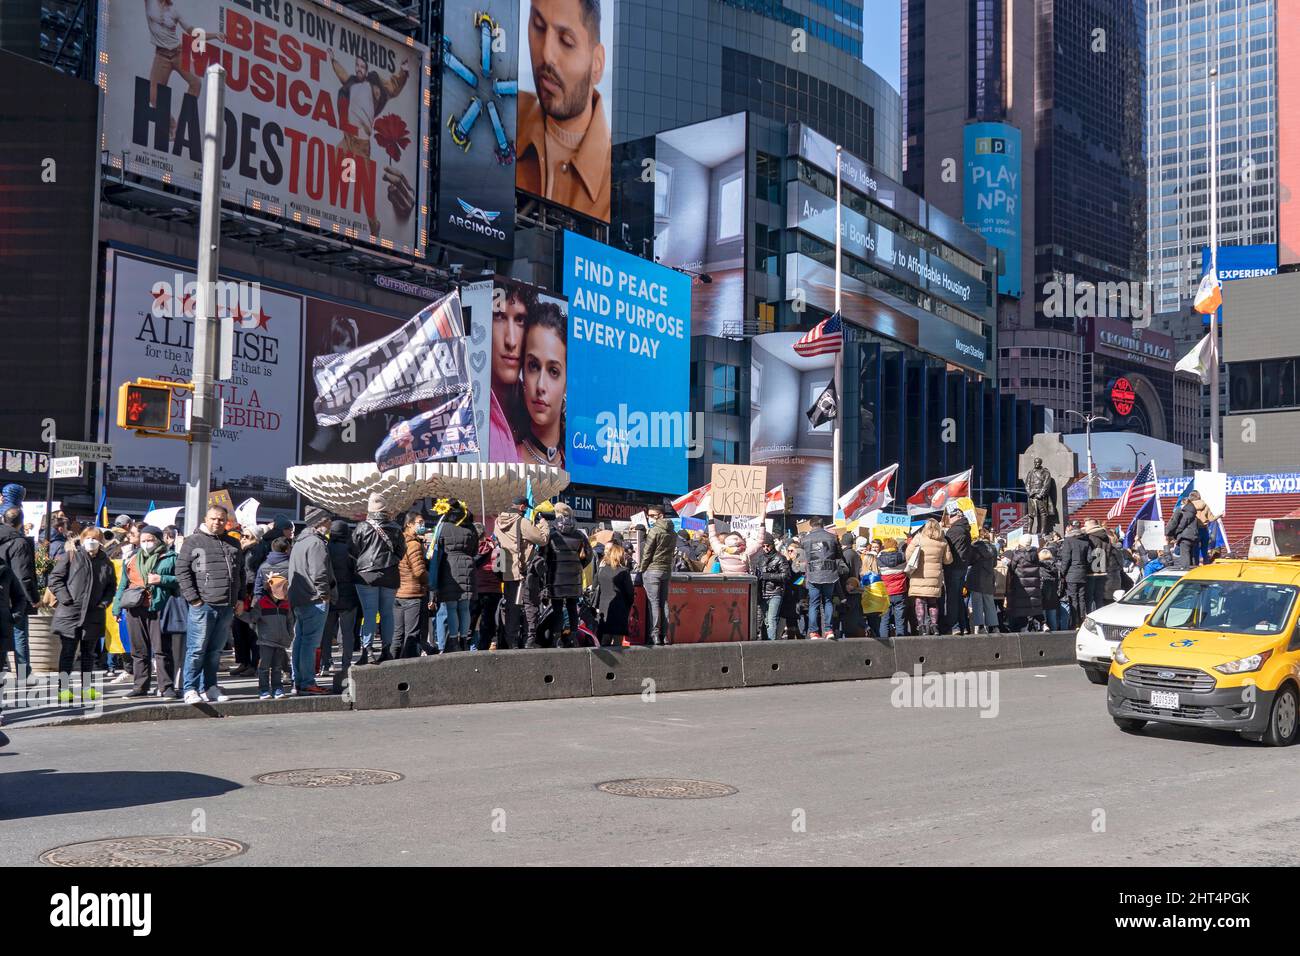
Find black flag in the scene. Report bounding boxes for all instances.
[806,379,839,428]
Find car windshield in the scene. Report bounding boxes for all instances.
[1120,575,1180,606]
[1149,580,1298,635]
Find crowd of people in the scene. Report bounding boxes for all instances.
[0,480,1232,709]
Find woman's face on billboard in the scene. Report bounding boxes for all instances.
[492,294,526,389]
[522,324,565,432]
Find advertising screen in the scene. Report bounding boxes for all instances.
[750,332,834,517]
[516,0,614,221]
[652,113,746,337]
[102,250,304,511]
[97,0,430,255]
[1199,244,1278,325]
[963,122,1022,298]
[1281,0,1300,268]
[562,231,691,494]
[0,50,99,455]
[437,0,518,257]
[485,278,570,465]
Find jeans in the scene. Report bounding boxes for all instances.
[970,591,998,629]
[435,598,470,651]
[9,609,30,680]
[761,594,784,640]
[355,584,396,654]
[183,604,235,694]
[1064,582,1088,627]
[806,581,835,637]
[886,595,907,637]
[291,601,329,689]
[1045,607,1067,631]
[257,647,287,695]
[642,571,670,645]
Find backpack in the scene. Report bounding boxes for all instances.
[265,568,289,602]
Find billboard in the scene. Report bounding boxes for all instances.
[102,251,304,511]
[562,231,691,493]
[1199,244,1278,325]
[750,332,834,517]
[486,277,569,464]
[652,113,746,337]
[97,0,430,255]
[516,0,614,221]
[963,122,1022,298]
[1281,0,1299,268]
[0,50,99,457]
[437,0,518,257]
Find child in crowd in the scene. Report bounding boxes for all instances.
[251,537,293,699]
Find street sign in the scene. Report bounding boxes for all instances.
[50,456,82,479]
[53,440,112,462]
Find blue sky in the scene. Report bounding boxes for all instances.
[862,1,901,92]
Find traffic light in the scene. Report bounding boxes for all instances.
[117,381,172,432]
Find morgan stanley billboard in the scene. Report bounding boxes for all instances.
[96,0,431,256]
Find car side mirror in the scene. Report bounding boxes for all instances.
[1113,589,1125,602]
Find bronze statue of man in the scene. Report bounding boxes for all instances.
[1024,456,1058,535]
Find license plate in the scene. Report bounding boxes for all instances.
[1149,690,1180,710]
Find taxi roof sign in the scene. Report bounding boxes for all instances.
[1247,518,1300,559]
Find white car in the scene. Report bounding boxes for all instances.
[1075,570,1186,685]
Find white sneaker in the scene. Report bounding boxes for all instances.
[206,685,230,703]
[111,672,133,685]
[183,690,203,704]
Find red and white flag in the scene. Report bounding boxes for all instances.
[671,482,713,518]
[764,485,786,514]
[836,464,899,524]
[906,468,972,516]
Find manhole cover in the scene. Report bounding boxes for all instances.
[40,836,246,868]
[253,768,404,788]
[596,778,738,799]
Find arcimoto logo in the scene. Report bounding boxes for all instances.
[50,886,151,936]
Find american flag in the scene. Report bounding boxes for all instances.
[1107,460,1157,522]
[793,312,843,357]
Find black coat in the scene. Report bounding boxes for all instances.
[967,539,998,594]
[1006,550,1044,618]
[1086,533,1127,596]
[175,529,245,607]
[0,523,36,610]
[1057,532,1092,584]
[754,549,792,600]
[1038,558,1062,611]
[328,522,359,610]
[546,526,591,599]
[48,549,116,638]
[595,563,634,634]
[435,521,480,601]
[944,516,974,567]
[1166,502,1200,542]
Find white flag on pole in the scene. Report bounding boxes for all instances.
[1175,333,1215,384]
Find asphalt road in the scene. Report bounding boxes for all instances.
[1,664,1297,866]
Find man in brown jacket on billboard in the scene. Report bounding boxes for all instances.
[495,496,549,648]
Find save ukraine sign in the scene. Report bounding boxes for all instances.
[562,231,691,495]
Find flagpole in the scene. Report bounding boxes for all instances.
[1209,68,1220,474]
[832,144,844,512]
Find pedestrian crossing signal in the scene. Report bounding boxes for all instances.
[117,382,171,432]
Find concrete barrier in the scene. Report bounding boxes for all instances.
[740,638,897,686]
[1015,630,1078,666]
[589,643,743,697]
[891,633,1023,674]
[347,649,592,710]
[50,694,348,726]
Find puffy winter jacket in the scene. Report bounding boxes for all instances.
[639,518,677,574]
[708,522,762,575]
[1038,557,1062,611]
[397,530,429,599]
[546,526,590,599]
[0,522,37,610]
[967,539,998,594]
[176,527,245,607]
[1166,502,1200,543]
[876,547,908,596]
[943,516,974,567]
[435,521,479,600]
[288,526,335,607]
[1006,549,1044,618]
[328,521,358,610]
[903,533,952,599]
[351,518,402,588]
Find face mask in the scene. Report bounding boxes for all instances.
[83,539,102,554]
[141,541,158,554]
